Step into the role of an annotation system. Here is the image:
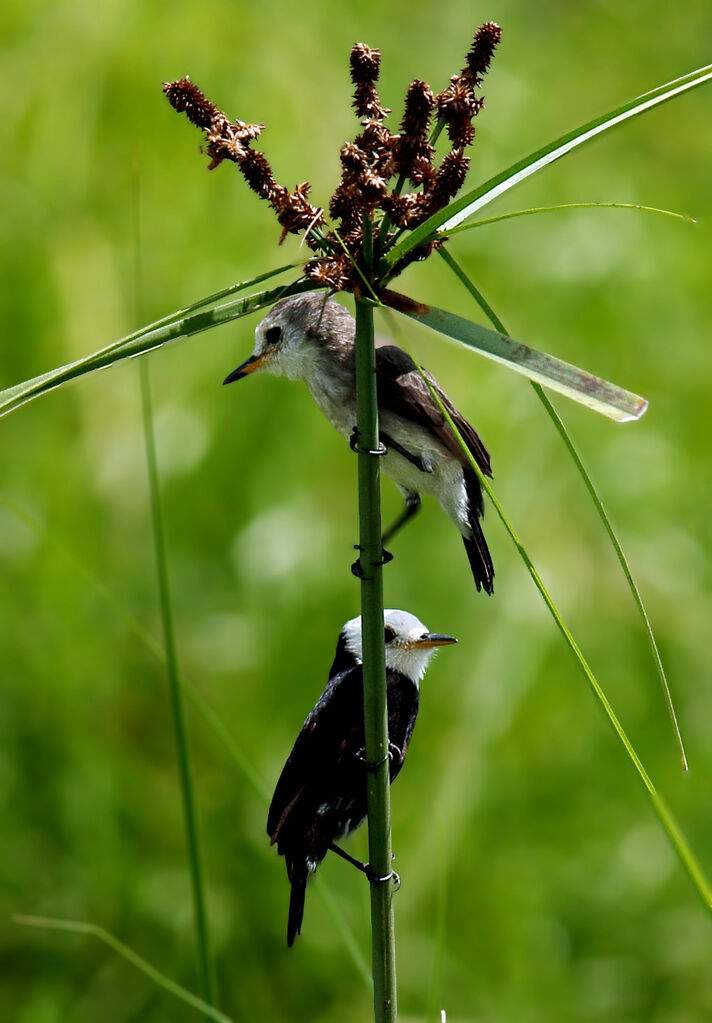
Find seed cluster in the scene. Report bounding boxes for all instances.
[164,21,501,293]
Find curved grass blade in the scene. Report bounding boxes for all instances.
[441,202,696,235]
[132,168,217,1014]
[0,278,318,420]
[382,291,647,421]
[12,915,234,1023]
[438,246,687,769]
[1,493,369,982]
[384,63,712,268]
[418,373,712,910]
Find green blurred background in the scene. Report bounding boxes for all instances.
[2,1,711,1020]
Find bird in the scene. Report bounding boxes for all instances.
[266,609,457,945]
[223,292,495,594]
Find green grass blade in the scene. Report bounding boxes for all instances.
[0,493,368,983]
[418,372,712,910]
[441,202,696,235]
[386,290,647,421]
[0,278,318,420]
[139,359,217,1012]
[12,915,233,1023]
[384,63,712,268]
[438,247,688,770]
[132,161,217,1012]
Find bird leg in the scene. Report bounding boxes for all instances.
[329,844,401,887]
[381,492,421,546]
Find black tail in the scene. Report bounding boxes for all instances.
[462,467,494,595]
[287,861,308,946]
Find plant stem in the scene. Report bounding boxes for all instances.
[139,361,218,1013]
[354,296,397,1022]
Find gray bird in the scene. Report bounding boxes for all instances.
[267,608,457,944]
[224,293,494,593]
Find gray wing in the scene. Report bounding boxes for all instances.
[375,345,492,476]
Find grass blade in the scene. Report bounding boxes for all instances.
[384,63,712,268]
[438,246,688,769]
[385,290,647,421]
[0,278,318,420]
[441,202,696,235]
[12,915,233,1023]
[131,169,217,1012]
[0,492,370,984]
[418,371,711,909]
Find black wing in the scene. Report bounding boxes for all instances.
[376,345,492,477]
[267,665,365,845]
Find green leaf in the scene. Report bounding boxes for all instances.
[389,295,647,421]
[13,916,234,1023]
[436,247,687,768]
[440,202,696,235]
[417,373,712,912]
[0,278,317,420]
[384,63,712,269]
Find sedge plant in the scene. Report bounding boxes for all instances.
[7,22,712,1023]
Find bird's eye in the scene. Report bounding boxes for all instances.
[264,325,282,346]
[384,626,396,643]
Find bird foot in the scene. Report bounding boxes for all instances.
[349,427,387,457]
[329,844,401,889]
[355,742,401,770]
[351,545,393,579]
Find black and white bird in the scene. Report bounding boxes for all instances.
[266,609,457,945]
[224,293,494,594]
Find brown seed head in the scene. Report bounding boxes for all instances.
[163,78,218,131]
[465,21,502,84]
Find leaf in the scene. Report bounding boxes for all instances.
[384,292,647,421]
[417,372,712,912]
[0,278,317,420]
[13,915,234,1023]
[384,63,712,269]
[440,202,696,235]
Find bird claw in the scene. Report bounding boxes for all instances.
[355,742,400,770]
[365,866,401,888]
[351,546,393,578]
[349,427,387,457]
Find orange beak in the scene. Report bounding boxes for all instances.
[223,353,268,384]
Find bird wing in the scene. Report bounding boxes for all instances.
[375,345,492,476]
[267,665,365,844]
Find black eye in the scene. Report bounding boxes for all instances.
[265,325,282,346]
[384,626,396,643]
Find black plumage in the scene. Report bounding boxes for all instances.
[267,610,456,945]
[267,663,417,945]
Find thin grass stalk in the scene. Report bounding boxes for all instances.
[139,361,218,1011]
[354,295,398,1022]
[419,371,712,909]
[132,168,217,1013]
[437,246,687,768]
[13,915,232,1023]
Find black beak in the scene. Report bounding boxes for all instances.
[416,633,458,648]
[223,354,264,384]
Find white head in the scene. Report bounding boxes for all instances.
[340,609,457,684]
[223,293,355,385]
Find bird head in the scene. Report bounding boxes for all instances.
[223,293,355,385]
[341,609,457,683]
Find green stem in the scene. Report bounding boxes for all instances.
[139,360,218,1011]
[418,375,712,910]
[437,246,688,770]
[13,915,232,1023]
[354,296,398,1023]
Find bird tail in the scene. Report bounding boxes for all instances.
[287,859,309,947]
[462,467,495,595]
